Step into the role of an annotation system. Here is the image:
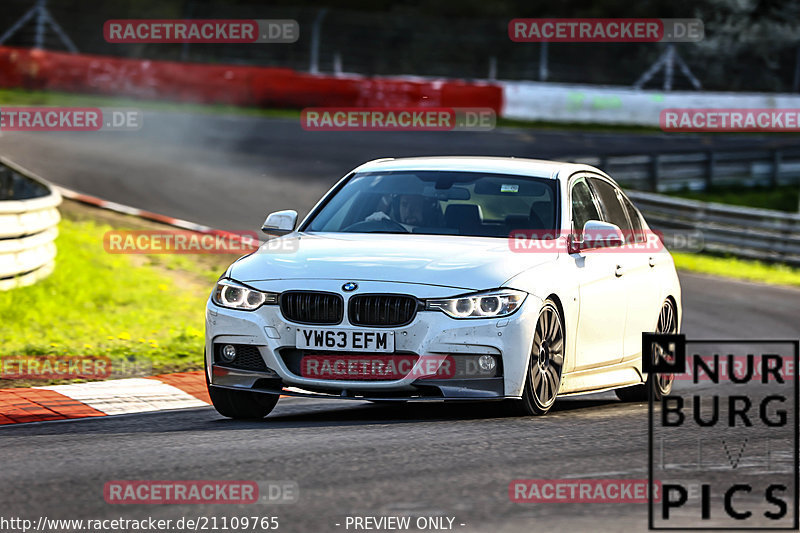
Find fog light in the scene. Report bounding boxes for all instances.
[221,344,237,362]
[478,355,496,371]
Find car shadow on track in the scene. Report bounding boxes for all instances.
[205,394,634,429]
[0,395,635,436]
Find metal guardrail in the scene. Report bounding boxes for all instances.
[571,147,800,193]
[627,190,800,266]
[0,159,61,291]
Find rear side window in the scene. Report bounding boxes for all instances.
[570,178,600,232]
[588,177,630,231]
[621,196,645,243]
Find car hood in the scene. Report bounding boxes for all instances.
[228,232,558,291]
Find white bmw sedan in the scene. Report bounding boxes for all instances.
[205,157,681,418]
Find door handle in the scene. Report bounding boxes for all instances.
[615,265,624,277]
[649,256,656,267]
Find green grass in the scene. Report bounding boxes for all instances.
[669,185,800,213]
[0,217,227,383]
[494,116,661,134]
[143,252,225,285]
[673,252,800,288]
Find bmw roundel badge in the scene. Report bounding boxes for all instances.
[342,282,358,292]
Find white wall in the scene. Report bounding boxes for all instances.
[501,81,800,126]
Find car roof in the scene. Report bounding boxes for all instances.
[352,156,595,180]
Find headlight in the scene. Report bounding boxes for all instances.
[212,279,277,311]
[426,289,527,319]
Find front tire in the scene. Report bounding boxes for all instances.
[616,299,678,402]
[506,300,564,416]
[208,386,279,419]
[205,362,279,419]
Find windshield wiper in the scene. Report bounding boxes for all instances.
[347,230,407,234]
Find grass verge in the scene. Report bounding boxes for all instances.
[668,185,800,213]
[0,200,240,387]
[673,252,800,288]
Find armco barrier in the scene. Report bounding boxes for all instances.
[570,148,800,191]
[501,80,800,127]
[628,190,800,266]
[0,47,502,112]
[0,159,61,291]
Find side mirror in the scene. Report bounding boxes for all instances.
[569,220,624,252]
[261,210,297,236]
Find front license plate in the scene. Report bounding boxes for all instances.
[295,328,395,352]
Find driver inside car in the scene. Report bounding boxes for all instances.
[366,193,427,231]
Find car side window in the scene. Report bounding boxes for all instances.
[621,195,645,243]
[570,178,601,232]
[587,177,631,232]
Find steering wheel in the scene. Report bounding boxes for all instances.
[343,218,410,233]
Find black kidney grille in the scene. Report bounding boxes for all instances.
[349,294,419,327]
[280,291,343,324]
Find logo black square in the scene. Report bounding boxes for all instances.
[642,332,686,374]
[648,339,799,530]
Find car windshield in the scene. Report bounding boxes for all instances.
[304,170,559,237]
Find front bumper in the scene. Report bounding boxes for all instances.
[210,365,505,400]
[205,280,541,400]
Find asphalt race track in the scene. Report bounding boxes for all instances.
[1,114,799,531]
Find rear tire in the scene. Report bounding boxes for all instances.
[616,299,678,402]
[506,300,564,416]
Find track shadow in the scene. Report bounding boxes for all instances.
[204,394,629,429]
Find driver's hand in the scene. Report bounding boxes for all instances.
[365,211,391,222]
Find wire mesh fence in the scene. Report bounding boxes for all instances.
[1,0,799,92]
